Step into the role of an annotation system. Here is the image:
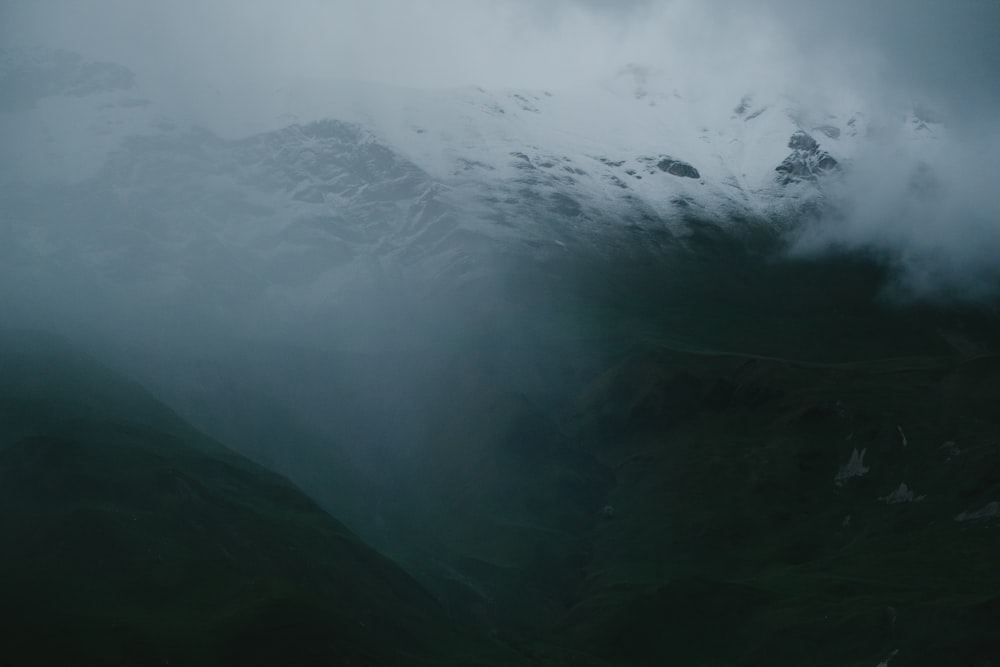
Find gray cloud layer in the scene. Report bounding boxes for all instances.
[4,0,995,101]
[3,0,1000,302]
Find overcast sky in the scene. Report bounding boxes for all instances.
[3,0,999,116]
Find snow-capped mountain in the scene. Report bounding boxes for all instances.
[0,49,946,340]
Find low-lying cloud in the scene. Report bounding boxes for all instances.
[7,0,996,103]
[792,122,1000,303]
[3,0,999,302]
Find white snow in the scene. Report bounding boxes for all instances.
[1,54,946,229]
[880,483,925,504]
[955,501,1000,522]
[876,648,899,667]
[835,448,870,486]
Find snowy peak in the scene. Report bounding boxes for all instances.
[0,48,965,342]
[0,49,950,259]
[775,130,839,185]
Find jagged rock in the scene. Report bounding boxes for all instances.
[656,158,700,179]
[775,131,839,185]
[788,130,819,151]
[815,154,838,170]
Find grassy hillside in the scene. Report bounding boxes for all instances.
[0,331,522,666]
[7,221,998,666]
[342,226,1000,665]
[550,347,1000,666]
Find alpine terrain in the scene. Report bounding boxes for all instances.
[1,46,998,666]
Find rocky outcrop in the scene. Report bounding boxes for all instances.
[775,131,838,185]
[788,131,819,151]
[656,157,700,179]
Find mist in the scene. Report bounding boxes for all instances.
[4,3,1000,659]
[4,0,1000,301]
[791,121,1000,303]
[2,0,1000,503]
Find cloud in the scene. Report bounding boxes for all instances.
[791,121,1000,303]
[3,0,999,301]
[1,0,637,89]
[4,0,998,107]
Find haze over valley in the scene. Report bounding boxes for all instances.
[2,2,999,665]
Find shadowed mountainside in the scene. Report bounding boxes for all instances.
[0,331,523,666]
[73,227,1000,666]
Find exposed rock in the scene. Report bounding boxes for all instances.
[788,130,819,152]
[816,154,838,170]
[775,131,839,185]
[510,151,533,167]
[656,158,700,179]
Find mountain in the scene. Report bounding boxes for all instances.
[2,48,999,667]
[67,227,999,667]
[559,343,1000,666]
[0,49,946,348]
[0,331,522,666]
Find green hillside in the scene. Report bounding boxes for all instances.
[0,331,521,666]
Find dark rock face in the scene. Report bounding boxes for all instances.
[657,158,700,179]
[815,154,838,171]
[775,131,839,185]
[788,131,819,152]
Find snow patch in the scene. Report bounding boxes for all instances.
[835,448,869,486]
[955,501,1000,522]
[879,483,925,504]
[876,648,899,667]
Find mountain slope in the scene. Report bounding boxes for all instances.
[2,47,998,667]
[0,331,522,666]
[0,49,951,355]
[556,346,1000,666]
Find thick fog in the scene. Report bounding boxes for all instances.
[3,0,1000,301]
[4,4,1000,655]
[4,0,1000,628]
[5,1,997,104]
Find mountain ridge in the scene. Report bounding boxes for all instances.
[0,329,523,666]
